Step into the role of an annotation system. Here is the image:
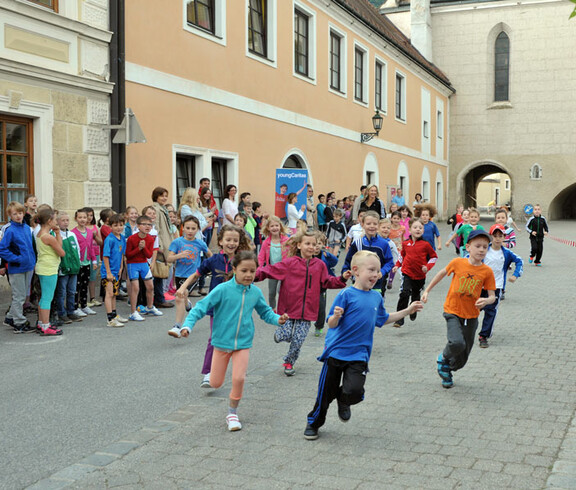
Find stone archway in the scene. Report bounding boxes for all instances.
[457,160,512,210]
[549,183,576,219]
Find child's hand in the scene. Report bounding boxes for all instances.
[278,313,289,325]
[0,267,5,276]
[437,244,442,251]
[107,273,114,281]
[138,240,145,250]
[176,287,188,298]
[421,265,428,273]
[475,297,489,309]
[333,306,344,318]
[342,270,352,281]
[508,276,517,283]
[421,291,429,303]
[392,266,398,273]
[531,231,537,236]
[181,328,190,338]
[408,301,424,314]
[444,241,450,247]
[300,205,306,211]
[92,263,97,270]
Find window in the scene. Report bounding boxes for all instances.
[423,121,429,138]
[0,116,34,223]
[375,60,387,112]
[294,9,309,77]
[27,0,58,11]
[530,163,542,181]
[211,158,228,208]
[187,0,215,34]
[248,0,267,57]
[437,110,443,139]
[494,32,510,101]
[176,154,196,205]
[329,31,342,92]
[354,45,369,104]
[505,179,510,190]
[395,72,406,121]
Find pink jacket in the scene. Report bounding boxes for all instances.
[258,235,289,266]
[72,227,97,263]
[255,256,346,321]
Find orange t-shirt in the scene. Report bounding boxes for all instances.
[443,258,496,319]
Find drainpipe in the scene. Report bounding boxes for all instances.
[109,0,126,211]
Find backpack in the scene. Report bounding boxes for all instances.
[60,233,81,275]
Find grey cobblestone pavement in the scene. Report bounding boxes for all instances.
[17,221,576,489]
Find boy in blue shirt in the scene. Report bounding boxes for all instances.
[101,214,127,327]
[304,250,423,440]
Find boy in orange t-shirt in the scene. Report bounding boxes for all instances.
[422,229,496,388]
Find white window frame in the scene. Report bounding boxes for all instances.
[183,0,227,46]
[245,0,278,68]
[374,56,387,114]
[436,97,444,160]
[293,1,317,85]
[395,70,407,123]
[530,163,542,181]
[327,24,347,98]
[353,41,369,107]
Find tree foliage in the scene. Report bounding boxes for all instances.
[571,0,576,19]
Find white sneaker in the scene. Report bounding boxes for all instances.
[226,414,242,431]
[185,299,193,312]
[129,312,145,322]
[168,326,181,338]
[81,306,97,315]
[115,314,129,323]
[74,308,87,317]
[107,318,124,328]
[145,306,163,316]
[201,373,211,388]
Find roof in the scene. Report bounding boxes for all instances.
[380,0,504,13]
[333,0,453,89]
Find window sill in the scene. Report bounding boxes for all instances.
[183,23,226,46]
[246,51,277,68]
[293,72,316,86]
[487,101,513,110]
[329,87,347,99]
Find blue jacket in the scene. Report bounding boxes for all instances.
[317,250,338,276]
[182,279,280,351]
[498,245,523,285]
[0,221,36,273]
[342,234,394,289]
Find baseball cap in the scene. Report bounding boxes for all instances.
[489,224,506,235]
[467,229,491,242]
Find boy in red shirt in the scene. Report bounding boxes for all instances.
[422,229,496,389]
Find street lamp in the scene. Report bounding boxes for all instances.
[360,110,383,143]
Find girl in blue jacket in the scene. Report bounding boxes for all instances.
[182,251,288,432]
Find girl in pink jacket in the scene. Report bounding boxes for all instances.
[255,230,351,376]
[258,216,289,309]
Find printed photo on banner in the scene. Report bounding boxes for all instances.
[274,169,308,221]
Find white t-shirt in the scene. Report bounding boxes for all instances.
[484,247,505,289]
[347,223,363,241]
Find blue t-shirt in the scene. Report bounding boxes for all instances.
[422,221,440,250]
[319,287,389,363]
[101,233,126,278]
[316,203,326,226]
[169,237,208,278]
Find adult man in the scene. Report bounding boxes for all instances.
[199,177,219,218]
[391,188,406,207]
[306,185,317,229]
[352,185,368,223]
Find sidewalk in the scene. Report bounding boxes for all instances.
[23,221,576,489]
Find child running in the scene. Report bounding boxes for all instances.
[386,212,406,289]
[415,204,441,251]
[525,204,549,266]
[398,205,412,240]
[391,218,437,327]
[446,207,483,256]
[258,216,289,310]
[182,251,289,432]
[422,229,496,389]
[255,230,351,376]
[314,232,338,337]
[176,225,251,387]
[304,251,423,440]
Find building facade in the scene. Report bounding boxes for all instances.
[382,0,576,219]
[0,0,113,222]
[123,0,453,217]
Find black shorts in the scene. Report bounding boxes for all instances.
[175,277,195,293]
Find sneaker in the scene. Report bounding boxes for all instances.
[529,256,534,264]
[117,289,128,298]
[164,293,175,301]
[535,263,542,267]
[3,317,14,327]
[283,363,295,376]
[129,311,145,322]
[137,305,147,314]
[304,424,319,440]
[185,299,193,312]
[90,299,102,307]
[393,322,402,328]
[201,373,211,388]
[386,283,393,290]
[479,336,489,348]
[226,414,242,431]
[337,401,351,422]
[199,288,208,296]
[437,354,453,389]
[51,317,63,327]
[13,321,33,334]
[314,328,323,337]
[74,308,87,318]
[58,316,73,325]
[116,314,129,323]
[410,312,417,321]
[500,291,505,301]
[145,306,163,316]
[81,306,97,315]
[38,325,63,336]
[190,290,201,297]
[107,318,125,328]
[168,325,182,338]
[67,313,83,322]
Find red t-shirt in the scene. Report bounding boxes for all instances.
[275,193,288,219]
[125,233,155,263]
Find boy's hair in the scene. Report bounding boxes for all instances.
[379,218,391,225]
[409,217,424,228]
[318,194,325,200]
[98,208,115,226]
[108,214,124,226]
[252,201,261,211]
[240,192,251,200]
[217,224,252,252]
[58,211,69,219]
[151,187,169,202]
[360,185,367,192]
[286,230,317,257]
[296,219,308,234]
[261,215,288,237]
[357,210,366,218]
[351,250,379,268]
[231,250,258,269]
[495,208,508,218]
[182,215,200,228]
[468,207,480,216]
[24,193,36,203]
[333,209,344,218]
[234,213,248,226]
[7,201,26,215]
[414,204,437,218]
[141,205,155,216]
[287,192,297,203]
[199,177,210,185]
[36,208,55,225]
[136,215,152,225]
[280,184,288,189]
[361,211,380,223]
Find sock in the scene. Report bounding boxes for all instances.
[107,312,115,321]
[228,407,237,415]
[112,310,117,317]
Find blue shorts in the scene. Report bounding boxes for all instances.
[127,262,153,281]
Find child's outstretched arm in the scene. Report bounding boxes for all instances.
[253,289,287,325]
[421,267,448,303]
[176,271,200,298]
[254,261,288,282]
[475,290,495,309]
[384,301,423,325]
[181,288,220,337]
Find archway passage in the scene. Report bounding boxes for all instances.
[549,183,576,220]
[462,163,511,210]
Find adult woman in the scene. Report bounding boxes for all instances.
[221,184,238,226]
[359,185,386,218]
[151,186,174,308]
[413,193,423,210]
[199,186,217,246]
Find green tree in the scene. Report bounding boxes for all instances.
[571,0,576,18]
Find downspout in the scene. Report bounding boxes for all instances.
[109,0,126,211]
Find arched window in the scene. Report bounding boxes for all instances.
[494,32,510,101]
[283,155,304,168]
[530,163,542,180]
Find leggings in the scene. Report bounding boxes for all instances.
[38,274,58,310]
[201,317,214,375]
[274,319,312,365]
[210,348,250,400]
[76,264,90,308]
